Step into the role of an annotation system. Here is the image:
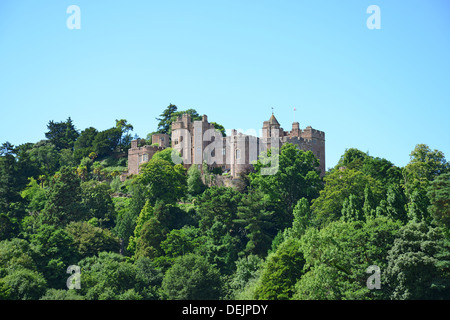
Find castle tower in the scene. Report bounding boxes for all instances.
[171,113,217,167]
[290,122,300,137]
[261,112,326,176]
[300,126,325,175]
[171,114,192,165]
[262,113,283,138]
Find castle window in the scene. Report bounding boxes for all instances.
[235,149,241,160]
[143,154,148,162]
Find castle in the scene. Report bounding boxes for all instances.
[124,113,325,179]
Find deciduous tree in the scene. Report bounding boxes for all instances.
[161,253,223,300]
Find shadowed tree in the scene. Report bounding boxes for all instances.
[45,117,79,151]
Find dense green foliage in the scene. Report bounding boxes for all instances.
[0,107,449,300]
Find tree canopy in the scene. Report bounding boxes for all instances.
[0,108,449,301]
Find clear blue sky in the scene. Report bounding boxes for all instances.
[1,0,449,170]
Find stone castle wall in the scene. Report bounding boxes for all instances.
[124,112,326,179]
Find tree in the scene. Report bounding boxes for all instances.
[407,188,430,223]
[407,144,449,178]
[210,122,226,137]
[0,154,26,240]
[112,197,135,256]
[203,223,242,275]
[250,143,322,229]
[0,238,37,271]
[133,256,164,299]
[403,144,449,200]
[112,181,148,255]
[156,104,178,135]
[229,255,264,299]
[78,252,162,300]
[74,127,98,161]
[40,288,85,300]
[253,237,304,300]
[137,159,187,205]
[186,165,206,197]
[385,221,450,299]
[64,221,120,259]
[161,253,223,300]
[294,217,402,300]
[132,200,191,260]
[115,119,134,153]
[0,213,19,242]
[151,148,177,165]
[334,148,403,191]
[362,156,402,186]
[234,189,274,257]
[196,186,242,233]
[335,148,367,170]
[427,172,450,229]
[160,226,205,260]
[341,194,364,222]
[41,166,85,227]
[10,142,40,182]
[45,117,79,151]
[311,168,382,227]
[134,217,165,259]
[290,198,312,238]
[127,200,154,253]
[195,186,245,274]
[0,142,26,216]
[59,148,77,168]
[93,127,122,157]
[27,141,61,177]
[362,185,377,219]
[128,201,160,258]
[1,268,47,300]
[20,178,47,217]
[80,181,116,228]
[196,187,244,273]
[385,184,408,223]
[29,224,78,288]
